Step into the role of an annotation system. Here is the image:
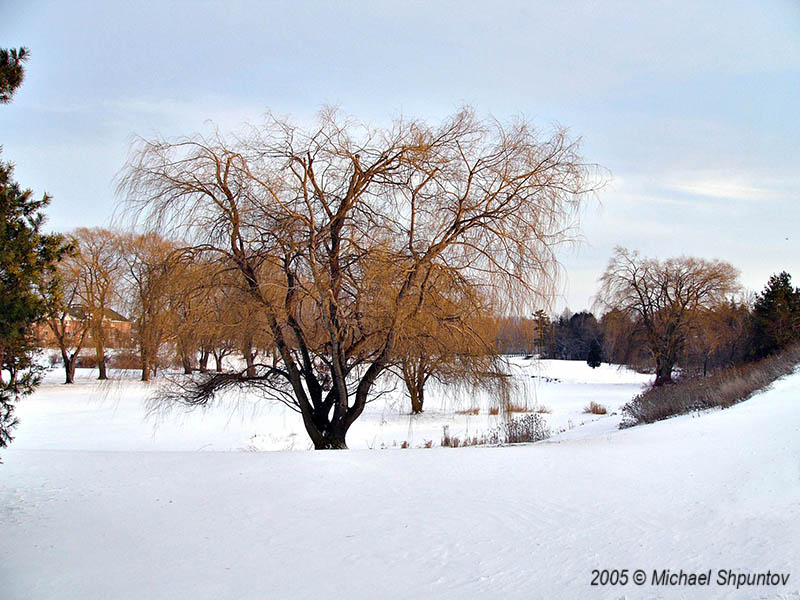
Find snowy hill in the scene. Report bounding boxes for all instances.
[1,361,798,599]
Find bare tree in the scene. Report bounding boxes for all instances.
[39,256,91,384]
[71,228,123,379]
[119,107,601,448]
[596,247,740,385]
[392,264,511,414]
[682,300,751,376]
[119,233,178,381]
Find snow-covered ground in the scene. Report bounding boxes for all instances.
[2,360,799,599]
[7,358,651,452]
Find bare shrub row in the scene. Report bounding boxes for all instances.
[621,343,800,427]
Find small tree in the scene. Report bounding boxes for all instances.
[586,339,602,368]
[597,247,739,385]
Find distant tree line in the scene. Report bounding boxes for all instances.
[499,249,800,385]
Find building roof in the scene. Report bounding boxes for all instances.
[66,305,129,322]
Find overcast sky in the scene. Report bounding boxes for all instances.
[2,0,798,313]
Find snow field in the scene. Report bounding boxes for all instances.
[1,360,798,599]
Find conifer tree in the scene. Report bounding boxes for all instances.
[586,339,602,368]
[751,272,800,358]
[0,47,69,454]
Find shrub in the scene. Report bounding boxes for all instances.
[583,401,607,415]
[76,355,99,369]
[621,343,800,427]
[455,407,480,415]
[488,406,500,415]
[440,414,550,447]
[108,351,141,370]
[503,414,551,443]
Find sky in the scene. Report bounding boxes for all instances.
[1,0,798,313]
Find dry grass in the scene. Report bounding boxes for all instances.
[488,406,500,415]
[583,401,608,415]
[621,343,800,427]
[455,407,480,415]
[501,402,549,414]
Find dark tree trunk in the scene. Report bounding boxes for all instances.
[313,433,349,450]
[62,351,76,384]
[402,356,427,414]
[141,351,151,382]
[243,339,256,377]
[181,353,193,375]
[654,356,674,386]
[96,342,107,380]
[409,386,424,414]
[198,349,209,373]
[214,353,223,372]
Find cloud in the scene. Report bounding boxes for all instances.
[668,178,778,202]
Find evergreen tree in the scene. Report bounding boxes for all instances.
[0,47,69,455]
[751,272,800,358]
[586,339,602,368]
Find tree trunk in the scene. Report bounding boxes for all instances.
[243,339,256,377]
[213,352,223,372]
[91,318,108,380]
[198,349,209,373]
[313,433,349,450]
[62,350,76,384]
[141,351,151,382]
[402,356,426,414]
[654,355,673,386]
[181,353,193,375]
[409,386,424,414]
[96,342,107,380]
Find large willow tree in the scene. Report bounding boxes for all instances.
[119,107,601,449]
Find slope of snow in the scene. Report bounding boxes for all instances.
[1,363,798,599]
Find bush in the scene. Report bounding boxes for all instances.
[583,401,607,415]
[503,413,551,443]
[621,343,800,427]
[441,414,550,447]
[75,355,98,368]
[108,351,142,370]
